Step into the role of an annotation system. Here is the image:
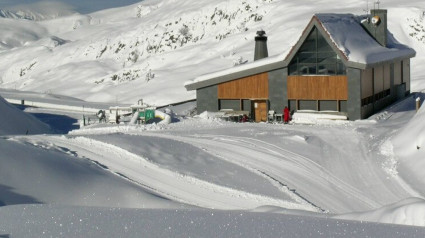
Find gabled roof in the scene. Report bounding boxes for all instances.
[307,14,416,68]
[185,13,416,91]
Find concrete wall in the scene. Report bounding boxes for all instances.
[268,68,287,113]
[390,63,395,101]
[347,68,362,120]
[374,65,384,93]
[394,61,402,85]
[361,68,373,98]
[361,9,388,47]
[374,96,393,112]
[196,85,218,114]
[403,59,411,94]
[359,61,407,119]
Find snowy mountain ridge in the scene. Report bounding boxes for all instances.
[0,8,64,21]
[0,1,75,21]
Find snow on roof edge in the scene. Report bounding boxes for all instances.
[184,52,287,89]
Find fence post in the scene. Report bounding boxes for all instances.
[416,97,421,112]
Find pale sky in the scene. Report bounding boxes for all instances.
[0,0,144,14]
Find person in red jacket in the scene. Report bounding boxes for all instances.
[283,106,290,124]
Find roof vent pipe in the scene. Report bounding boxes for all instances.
[254,30,268,61]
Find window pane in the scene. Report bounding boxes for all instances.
[300,64,316,74]
[299,28,317,52]
[289,63,298,75]
[318,64,336,75]
[299,52,316,63]
[288,26,346,76]
[317,52,336,64]
[317,33,333,52]
[337,61,346,74]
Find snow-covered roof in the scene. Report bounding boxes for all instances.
[184,53,286,90]
[185,13,416,91]
[312,13,416,66]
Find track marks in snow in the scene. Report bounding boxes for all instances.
[147,133,383,212]
[27,135,318,211]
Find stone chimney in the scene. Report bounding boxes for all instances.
[361,9,388,47]
[254,30,268,61]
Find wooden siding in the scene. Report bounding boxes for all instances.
[287,75,348,100]
[218,73,268,99]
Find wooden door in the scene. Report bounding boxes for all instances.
[253,100,267,122]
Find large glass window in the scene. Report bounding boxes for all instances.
[289,27,346,75]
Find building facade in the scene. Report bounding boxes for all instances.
[185,10,415,121]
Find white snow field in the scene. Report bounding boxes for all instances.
[1,0,425,237]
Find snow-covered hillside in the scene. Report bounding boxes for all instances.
[2,0,425,236]
[0,0,424,106]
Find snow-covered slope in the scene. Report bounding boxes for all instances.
[0,0,424,106]
[391,96,425,200]
[0,95,51,135]
[336,197,425,227]
[0,135,185,209]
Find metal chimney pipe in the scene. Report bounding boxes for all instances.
[254,30,268,61]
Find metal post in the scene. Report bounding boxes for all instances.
[416,97,421,112]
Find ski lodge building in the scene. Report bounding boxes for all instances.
[184,9,416,121]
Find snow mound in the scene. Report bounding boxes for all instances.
[335,197,425,226]
[292,111,348,125]
[392,98,425,159]
[0,96,51,135]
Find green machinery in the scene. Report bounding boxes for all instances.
[138,109,155,123]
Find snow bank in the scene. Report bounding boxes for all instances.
[391,98,425,195]
[0,95,51,135]
[335,197,425,226]
[0,136,184,209]
[155,109,172,124]
[392,98,425,158]
[292,111,348,125]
